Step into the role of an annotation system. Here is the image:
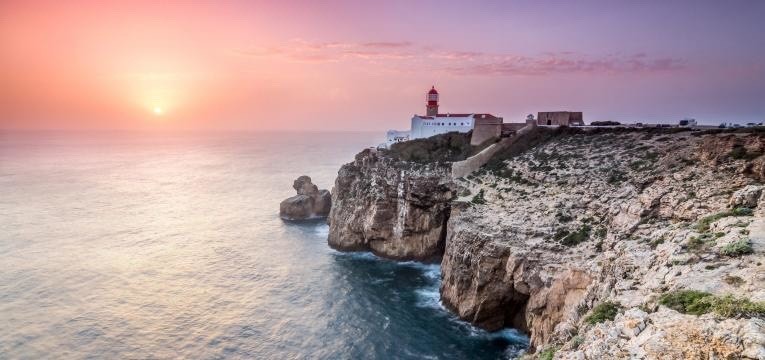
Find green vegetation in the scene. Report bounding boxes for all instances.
[696,207,753,232]
[607,169,627,185]
[711,295,765,318]
[470,189,486,205]
[594,240,604,252]
[723,275,745,287]
[388,131,472,163]
[489,167,533,185]
[649,236,665,249]
[659,290,765,318]
[560,225,591,246]
[629,160,650,171]
[659,290,715,315]
[732,207,755,216]
[537,347,558,360]
[720,239,754,257]
[728,145,762,160]
[556,212,573,223]
[687,232,719,251]
[644,151,659,161]
[584,301,621,324]
[553,229,569,241]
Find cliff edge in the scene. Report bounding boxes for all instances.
[328,128,765,359]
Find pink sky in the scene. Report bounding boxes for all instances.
[1,0,763,131]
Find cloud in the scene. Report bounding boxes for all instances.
[445,53,686,75]
[361,41,413,48]
[237,40,686,75]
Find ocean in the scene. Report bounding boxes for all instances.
[0,131,528,359]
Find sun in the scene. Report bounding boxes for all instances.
[153,106,163,115]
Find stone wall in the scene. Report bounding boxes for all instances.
[452,124,536,179]
[470,117,503,146]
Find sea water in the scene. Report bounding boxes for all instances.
[0,131,528,359]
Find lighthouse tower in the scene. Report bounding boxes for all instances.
[426,86,439,116]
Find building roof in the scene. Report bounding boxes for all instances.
[436,113,471,117]
[414,113,501,120]
[428,86,438,95]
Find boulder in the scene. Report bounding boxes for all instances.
[279,176,332,220]
[729,184,764,208]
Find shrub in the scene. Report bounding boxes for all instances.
[729,145,762,160]
[471,189,486,205]
[720,239,754,257]
[723,275,745,287]
[594,240,604,252]
[538,347,557,360]
[584,301,621,324]
[650,236,665,249]
[696,207,753,232]
[556,212,573,222]
[659,290,713,315]
[553,229,570,241]
[709,295,765,318]
[607,169,627,185]
[561,225,591,246]
[687,233,717,251]
[591,120,621,126]
[732,207,753,216]
[659,290,765,318]
[388,131,472,163]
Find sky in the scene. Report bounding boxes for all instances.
[1,0,764,131]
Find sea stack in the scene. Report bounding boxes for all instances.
[279,175,331,220]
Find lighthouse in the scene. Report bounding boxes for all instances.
[426,86,439,116]
[381,85,504,148]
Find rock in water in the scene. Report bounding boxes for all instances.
[279,176,332,220]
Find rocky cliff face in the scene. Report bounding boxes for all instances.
[327,148,454,261]
[328,129,765,359]
[444,129,765,358]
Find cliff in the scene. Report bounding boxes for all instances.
[327,148,454,261]
[328,128,765,359]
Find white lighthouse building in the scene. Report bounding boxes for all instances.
[383,86,503,148]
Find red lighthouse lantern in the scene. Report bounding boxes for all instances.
[426,86,439,116]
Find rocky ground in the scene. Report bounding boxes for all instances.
[449,128,765,359]
[328,128,765,359]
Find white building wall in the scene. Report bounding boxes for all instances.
[411,115,473,139]
[383,114,476,149]
[384,130,411,148]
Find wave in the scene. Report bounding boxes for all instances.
[313,224,329,238]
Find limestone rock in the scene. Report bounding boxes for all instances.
[730,185,764,208]
[327,128,765,357]
[559,308,765,359]
[438,130,765,355]
[279,176,332,220]
[327,148,453,260]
